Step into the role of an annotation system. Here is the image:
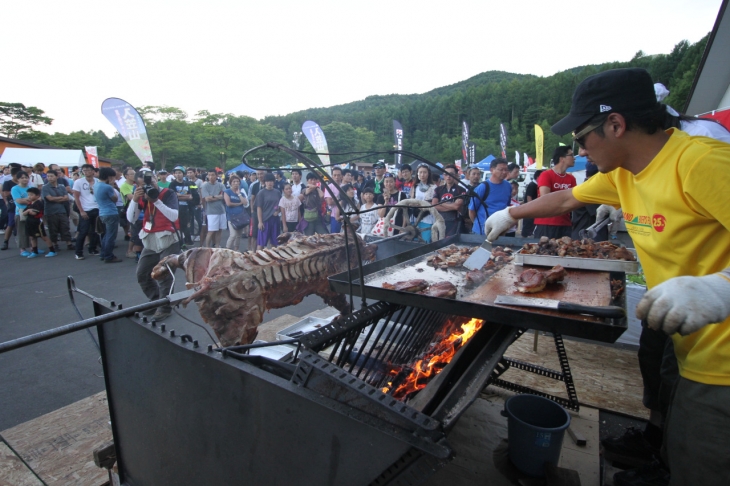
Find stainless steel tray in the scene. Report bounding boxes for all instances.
[250,341,298,361]
[277,316,334,341]
[514,250,639,273]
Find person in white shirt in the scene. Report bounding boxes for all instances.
[72,164,100,259]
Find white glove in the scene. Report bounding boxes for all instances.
[485,208,517,242]
[596,204,616,222]
[636,273,730,336]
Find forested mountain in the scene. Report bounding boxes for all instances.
[12,35,707,169]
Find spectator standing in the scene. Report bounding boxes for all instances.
[469,158,511,235]
[30,163,45,188]
[396,164,415,198]
[73,164,101,259]
[11,171,33,256]
[126,171,179,321]
[41,170,75,251]
[1,166,21,250]
[325,167,344,233]
[337,184,359,231]
[532,146,577,239]
[186,168,203,242]
[169,166,198,246]
[433,164,466,236]
[279,183,301,233]
[256,173,281,250]
[462,167,482,233]
[247,168,266,251]
[200,170,226,248]
[273,171,287,192]
[362,162,387,195]
[223,174,249,251]
[23,187,56,257]
[156,170,170,188]
[506,163,520,181]
[94,168,122,263]
[358,187,378,236]
[521,169,543,238]
[376,173,407,234]
[300,172,328,235]
[413,164,437,242]
[119,168,137,256]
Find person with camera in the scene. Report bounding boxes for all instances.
[126,170,180,321]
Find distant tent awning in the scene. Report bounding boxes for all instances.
[475,155,495,169]
[227,162,257,174]
[0,148,86,167]
[567,156,587,172]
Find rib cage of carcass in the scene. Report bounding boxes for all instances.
[151,232,377,346]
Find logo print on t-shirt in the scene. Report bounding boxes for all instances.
[652,214,666,233]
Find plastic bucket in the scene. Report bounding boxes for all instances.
[502,394,571,477]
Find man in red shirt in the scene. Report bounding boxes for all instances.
[533,146,576,239]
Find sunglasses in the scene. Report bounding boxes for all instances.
[572,116,607,149]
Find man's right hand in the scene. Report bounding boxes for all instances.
[485,208,517,242]
[80,210,89,220]
[133,187,145,202]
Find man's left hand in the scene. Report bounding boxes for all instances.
[636,273,730,336]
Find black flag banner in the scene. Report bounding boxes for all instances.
[461,121,469,167]
[393,120,404,168]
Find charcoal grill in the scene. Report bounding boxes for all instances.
[92,294,519,485]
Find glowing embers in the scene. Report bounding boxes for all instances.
[382,317,483,400]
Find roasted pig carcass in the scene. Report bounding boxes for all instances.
[382,279,429,292]
[419,281,458,299]
[151,232,377,347]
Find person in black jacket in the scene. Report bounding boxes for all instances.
[169,166,199,246]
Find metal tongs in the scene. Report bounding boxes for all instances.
[579,215,611,240]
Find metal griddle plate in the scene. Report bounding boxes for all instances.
[329,234,628,343]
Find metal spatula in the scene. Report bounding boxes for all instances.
[463,240,493,270]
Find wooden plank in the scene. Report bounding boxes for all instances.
[0,441,43,486]
[465,264,612,323]
[1,392,111,486]
[492,332,647,419]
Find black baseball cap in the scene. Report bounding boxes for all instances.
[551,68,657,136]
[372,162,386,169]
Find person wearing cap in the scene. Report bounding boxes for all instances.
[169,166,199,246]
[156,170,170,188]
[362,162,387,195]
[432,164,466,237]
[485,68,730,485]
[299,172,328,235]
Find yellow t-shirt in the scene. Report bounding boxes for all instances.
[572,129,730,385]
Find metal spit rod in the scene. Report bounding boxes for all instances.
[0,277,195,355]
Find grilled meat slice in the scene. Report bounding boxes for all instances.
[382,279,429,293]
[516,268,547,293]
[420,281,458,299]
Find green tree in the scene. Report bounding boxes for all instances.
[0,102,53,138]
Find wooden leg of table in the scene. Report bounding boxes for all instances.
[533,329,539,352]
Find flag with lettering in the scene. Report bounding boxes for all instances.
[468,142,476,166]
[393,120,404,168]
[302,120,332,172]
[534,124,544,169]
[101,98,153,164]
[499,123,508,158]
[84,146,99,168]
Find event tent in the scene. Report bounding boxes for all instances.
[475,155,495,169]
[226,161,257,174]
[0,148,85,167]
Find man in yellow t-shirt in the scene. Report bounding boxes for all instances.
[485,68,730,486]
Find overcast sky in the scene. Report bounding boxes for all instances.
[4,0,723,136]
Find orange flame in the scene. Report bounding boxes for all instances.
[383,318,483,400]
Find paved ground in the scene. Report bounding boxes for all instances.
[0,230,328,431]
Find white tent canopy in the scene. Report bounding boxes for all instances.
[0,148,86,167]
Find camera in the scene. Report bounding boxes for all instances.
[143,174,159,200]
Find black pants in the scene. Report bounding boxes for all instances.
[178,205,193,243]
[638,324,679,416]
[0,199,7,230]
[192,206,203,236]
[75,208,100,256]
